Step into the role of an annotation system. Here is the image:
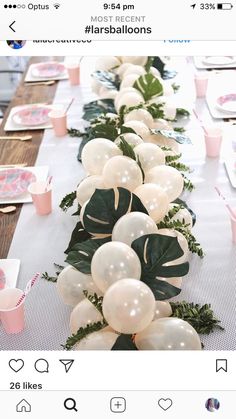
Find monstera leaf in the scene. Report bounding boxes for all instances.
[112,334,138,350]
[143,277,182,301]
[134,73,163,101]
[89,123,119,141]
[66,237,110,274]
[131,233,189,300]
[92,70,120,90]
[150,129,191,144]
[83,188,148,235]
[83,99,116,121]
[65,222,91,254]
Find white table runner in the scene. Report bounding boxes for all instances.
[1,57,235,350]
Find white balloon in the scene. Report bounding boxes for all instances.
[168,204,193,229]
[81,138,122,175]
[134,184,169,223]
[148,97,177,120]
[70,299,103,334]
[120,74,140,89]
[146,134,179,153]
[102,156,143,191]
[75,330,118,350]
[134,143,165,172]
[150,66,161,78]
[151,119,172,130]
[145,165,184,202]
[163,83,174,97]
[154,301,172,320]
[115,133,143,147]
[98,86,117,100]
[91,78,101,95]
[76,175,105,206]
[123,65,146,78]
[121,56,148,66]
[91,241,141,293]
[114,87,140,108]
[135,318,202,350]
[157,228,189,264]
[123,120,150,140]
[102,278,155,334]
[112,212,158,246]
[95,56,121,71]
[116,63,133,78]
[116,92,144,112]
[124,109,154,128]
[57,266,100,307]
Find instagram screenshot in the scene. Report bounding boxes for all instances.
[0,1,235,417]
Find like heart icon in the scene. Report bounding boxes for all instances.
[158,398,173,411]
[9,359,24,373]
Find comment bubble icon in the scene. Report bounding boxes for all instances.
[34,359,49,373]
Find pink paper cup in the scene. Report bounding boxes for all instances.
[0,288,25,334]
[230,216,236,243]
[28,181,52,216]
[194,73,208,98]
[204,128,223,158]
[49,110,67,137]
[67,65,80,86]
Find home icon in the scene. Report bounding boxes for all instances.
[16,399,31,413]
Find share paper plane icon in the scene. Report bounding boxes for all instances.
[59,359,74,373]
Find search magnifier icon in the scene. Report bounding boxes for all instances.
[64,398,78,412]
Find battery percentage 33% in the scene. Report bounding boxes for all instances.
[200,3,216,8]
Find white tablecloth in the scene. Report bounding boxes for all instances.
[1,57,236,350]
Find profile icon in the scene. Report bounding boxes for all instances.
[205,398,220,412]
[6,40,26,50]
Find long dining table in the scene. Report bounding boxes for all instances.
[0,57,235,350]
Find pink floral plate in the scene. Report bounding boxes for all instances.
[216,94,236,113]
[31,62,65,78]
[0,268,6,289]
[0,168,36,199]
[12,106,51,126]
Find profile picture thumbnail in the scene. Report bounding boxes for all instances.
[205,398,220,412]
[6,40,26,50]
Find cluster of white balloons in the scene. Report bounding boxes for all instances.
[78,136,185,225]
[57,56,201,350]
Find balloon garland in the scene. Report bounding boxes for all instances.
[44,56,223,350]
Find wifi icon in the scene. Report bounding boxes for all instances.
[54,3,60,9]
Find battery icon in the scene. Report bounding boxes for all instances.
[217,3,233,9]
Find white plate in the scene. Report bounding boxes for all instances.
[202,56,236,66]
[0,259,20,289]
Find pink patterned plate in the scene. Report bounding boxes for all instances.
[31,62,65,78]
[216,94,236,113]
[0,169,36,199]
[12,106,51,126]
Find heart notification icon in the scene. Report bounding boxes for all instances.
[9,359,24,373]
[158,398,173,411]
